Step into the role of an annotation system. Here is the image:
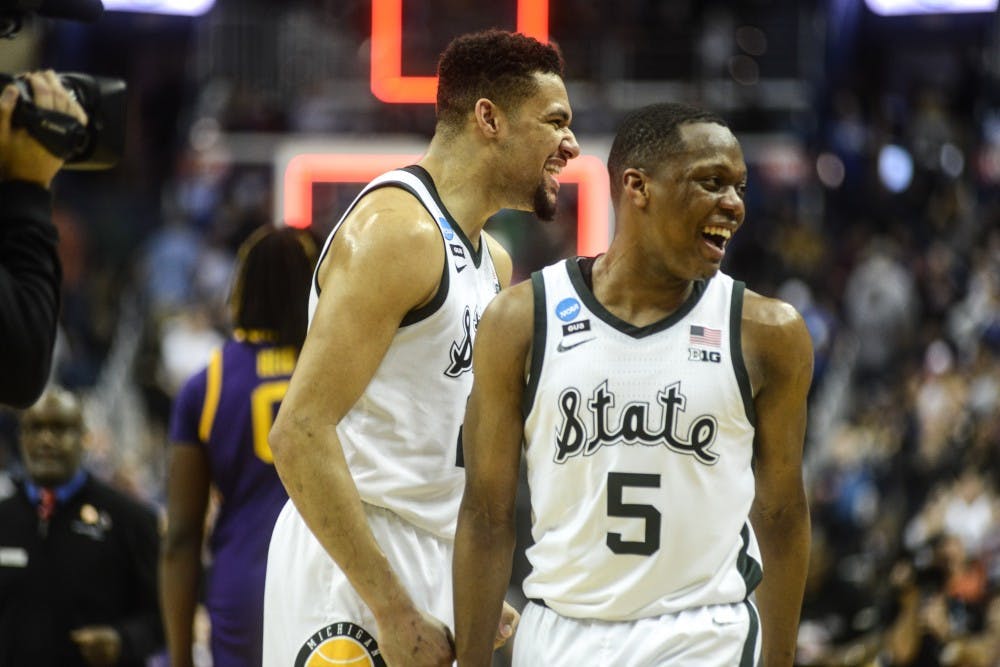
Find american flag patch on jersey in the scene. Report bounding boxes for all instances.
[690,325,721,347]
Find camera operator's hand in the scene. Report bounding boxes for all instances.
[0,70,88,188]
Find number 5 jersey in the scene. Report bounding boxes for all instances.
[521,257,762,621]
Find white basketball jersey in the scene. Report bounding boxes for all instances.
[521,258,761,621]
[308,166,501,539]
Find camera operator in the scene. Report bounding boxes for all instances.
[0,70,87,408]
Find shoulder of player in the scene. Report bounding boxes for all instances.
[319,188,444,288]
[478,281,534,346]
[741,289,813,386]
[741,289,804,328]
[335,187,444,258]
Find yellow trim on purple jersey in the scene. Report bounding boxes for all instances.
[199,348,223,442]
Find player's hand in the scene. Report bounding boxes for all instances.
[0,70,88,188]
[70,625,122,667]
[493,600,519,650]
[377,607,455,666]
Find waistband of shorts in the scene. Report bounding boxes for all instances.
[525,598,752,622]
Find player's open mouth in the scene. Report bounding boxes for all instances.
[544,160,564,191]
[701,225,732,251]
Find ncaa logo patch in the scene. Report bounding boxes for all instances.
[555,297,581,322]
[437,216,455,241]
[294,622,386,667]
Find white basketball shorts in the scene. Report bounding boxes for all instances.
[512,599,761,667]
[263,501,454,667]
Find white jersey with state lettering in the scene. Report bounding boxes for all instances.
[302,164,500,539]
[264,166,500,664]
[521,257,761,621]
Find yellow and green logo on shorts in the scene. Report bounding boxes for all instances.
[294,622,386,667]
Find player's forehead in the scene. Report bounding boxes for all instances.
[678,122,746,174]
[521,71,572,121]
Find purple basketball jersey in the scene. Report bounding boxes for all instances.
[170,337,294,667]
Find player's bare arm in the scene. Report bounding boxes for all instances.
[160,443,211,667]
[269,188,454,666]
[454,282,533,666]
[480,231,521,649]
[454,234,521,654]
[742,290,813,667]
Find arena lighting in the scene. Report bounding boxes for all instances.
[282,153,611,256]
[864,0,998,15]
[101,0,215,15]
[878,144,914,193]
[370,0,550,103]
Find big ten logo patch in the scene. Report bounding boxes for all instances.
[295,622,386,667]
[688,348,722,363]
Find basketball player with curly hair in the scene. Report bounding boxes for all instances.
[264,30,579,667]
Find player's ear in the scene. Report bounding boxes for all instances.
[622,168,649,208]
[474,98,501,137]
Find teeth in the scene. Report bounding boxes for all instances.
[703,226,732,239]
[545,163,563,175]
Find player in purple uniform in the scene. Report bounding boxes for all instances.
[160,226,318,667]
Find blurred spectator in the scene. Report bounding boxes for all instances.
[843,238,919,386]
[942,468,996,560]
[156,308,226,397]
[881,558,953,667]
[940,595,1000,666]
[138,217,204,320]
[51,206,108,389]
[911,340,969,475]
[948,239,1000,359]
[907,90,957,174]
[0,386,162,666]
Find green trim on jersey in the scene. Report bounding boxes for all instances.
[406,165,485,268]
[401,259,449,327]
[565,258,709,338]
[523,270,548,418]
[740,599,760,667]
[312,167,462,329]
[737,523,763,594]
[729,281,757,425]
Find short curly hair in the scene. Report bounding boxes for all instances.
[436,29,565,129]
[607,102,729,202]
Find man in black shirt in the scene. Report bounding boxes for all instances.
[0,386,163,666]
[0,71,88,407]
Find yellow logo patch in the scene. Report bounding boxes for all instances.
[294,622,385,667]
